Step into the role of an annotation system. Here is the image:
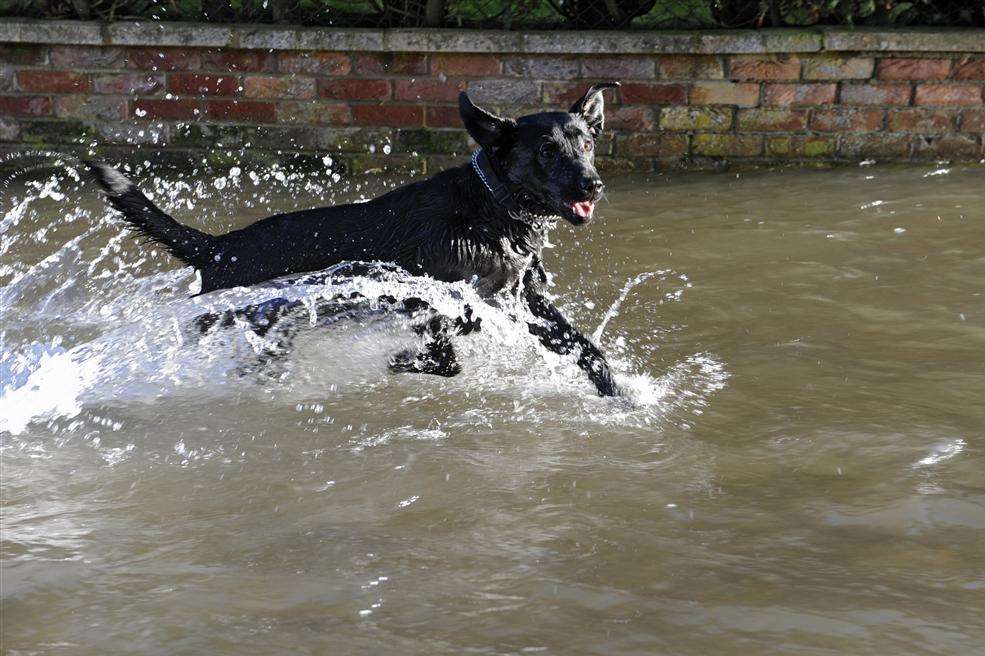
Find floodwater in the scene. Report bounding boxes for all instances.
[2,157,984,655]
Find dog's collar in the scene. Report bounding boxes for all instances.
[471,150,560,224]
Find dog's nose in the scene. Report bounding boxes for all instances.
[581,178,604,199]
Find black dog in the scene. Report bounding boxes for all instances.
[87,82,622,396]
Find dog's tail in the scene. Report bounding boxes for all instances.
[84,161,216,268]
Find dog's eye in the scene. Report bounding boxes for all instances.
[583,139,594,152]
[539,143,557,158]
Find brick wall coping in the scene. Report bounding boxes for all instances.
[2,18,984,55]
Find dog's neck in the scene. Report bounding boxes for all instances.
[470,150,560,228]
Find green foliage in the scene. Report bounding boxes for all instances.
[447,0,560,28]
[636,0,717,27]
[784,0,984,27]
[0,0,980,27]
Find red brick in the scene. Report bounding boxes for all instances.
[543,82,590,105]
[18,70,89,93]
[278,101,350,125]
[132,98,199,120]
[582,56,654,79]
[319,79,390,101]
[960,109,985,132]
[243,76,315,100]
[503,56,579,79]
[838,133,910,158]
[468,80,539,104]
[432,54,500,77]
[352,104,423,127]
[954,58,985,81]
[54,95,126,121]
[278,52,350,75]
[915,83,983,106]
[729,56,800,81]
[802,55,874,80]
[201,49,277,72]
[877,58,951,81]
[353,53,427,75]
[736,108,807,131]
[658,55,723,80]
[840,83,911,106]
[51,45,126,69]
[125,47,202,71]
[92,72,165,95]
[394,79,464,102]
[426,105,461,128]
[811,108,885,132]
[887,109,956,134]
[619,83,687,105]
[913,134,981,159]
[605,106,656,130]
[0,44,48,66]
[0,96,51,117]
[691,81,759,107]
[206,100,276,123]
[763,83,836,106]
[168,73,239,97]
[615,133,688,157]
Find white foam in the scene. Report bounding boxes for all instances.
[913,438,966,468]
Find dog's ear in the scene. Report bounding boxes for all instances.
[569,82,620,136]
[458,92,515,153]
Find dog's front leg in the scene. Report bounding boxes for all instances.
[523,287,621,397]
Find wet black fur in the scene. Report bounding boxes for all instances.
[86,82,623,396]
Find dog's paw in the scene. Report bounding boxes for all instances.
[388,349,419,373]
[454,305,482,335]
[388,349,462,378]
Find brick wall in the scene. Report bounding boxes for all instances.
[1,20,984,173]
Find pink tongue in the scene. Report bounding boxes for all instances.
[571,201,595,218]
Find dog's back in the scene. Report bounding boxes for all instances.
[89,162,486,293]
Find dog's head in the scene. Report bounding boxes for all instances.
[459,82,619,226]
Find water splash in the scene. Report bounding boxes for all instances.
[1,163,727,442]
[592,270,661,343]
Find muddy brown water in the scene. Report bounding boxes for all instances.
[2,161,984,655]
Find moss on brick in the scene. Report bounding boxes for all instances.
[767,136,836,157]
[20,119,95,146]
[693,133,763,157]
[0,44,48,65]
[595,156,655,173]
[615,133,688,157]
[345,154,426,176]
[317,127,393,153]
[660,106,732,131]
[395,128,467,154]
[803,138,835,157]
[170,124,258,147]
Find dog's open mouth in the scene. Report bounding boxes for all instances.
[570,201,595,219]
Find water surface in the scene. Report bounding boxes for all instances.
[2,160,984,654]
